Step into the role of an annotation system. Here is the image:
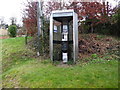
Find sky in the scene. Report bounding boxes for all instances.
[0,0,26,26]
[0,0,119,26]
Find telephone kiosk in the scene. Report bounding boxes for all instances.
[50,10,78,63]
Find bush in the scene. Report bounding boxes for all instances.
[8,25,17,37]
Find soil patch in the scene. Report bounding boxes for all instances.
[0,36,9,39]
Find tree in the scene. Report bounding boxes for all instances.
[22,1,38,36]
[22,0,50,55]
[0,17,8,29]
[68,1,113,33]
[110,2,120,36]
[0,16,4,25]
[44,0,113,33]
[10,17,17,25]
[8,25,17,37]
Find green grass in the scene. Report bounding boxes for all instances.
[1,37,119,88]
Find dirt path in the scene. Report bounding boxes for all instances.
[0,36,9,39]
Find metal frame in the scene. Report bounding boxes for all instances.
[50,10,78,62]
[50,14,53,61]
[73,12,78,62]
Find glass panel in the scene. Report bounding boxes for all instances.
[53,20,62,61]
[53,44,62,61]
[69,20,73,41]
[68,20,73,61]
[53,20,62,41]
[52,19,74,61]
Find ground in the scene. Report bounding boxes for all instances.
[0,29,9,39]
[1,34,119,88]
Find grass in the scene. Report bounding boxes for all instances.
[1,37,119,88]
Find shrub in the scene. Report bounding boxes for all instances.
[8,25,17,37]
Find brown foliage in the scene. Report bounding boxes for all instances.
[22,1,38,36]
[78,34,120,59]
[45,0,113,25]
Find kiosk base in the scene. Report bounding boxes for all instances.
[62,53,68,63]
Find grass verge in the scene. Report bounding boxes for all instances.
[1,37,118,88]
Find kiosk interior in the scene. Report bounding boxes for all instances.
[50,10,78,63]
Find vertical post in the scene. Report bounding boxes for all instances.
[61,0,64,10]
[25,31,28,45]
[37,2,40,37]
[40,1,43,37]
[37,1,42,56]
[50,14,53,61]
[73,11,78,63]
[37,1,43,36]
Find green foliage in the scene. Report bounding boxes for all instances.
[93,22,111,35]
[66,60,75,65]
[8,25,17,37]
[110,8,120,37]
[80,7,120,37]
[91,54,98,59]
[96,34,105,38]
[53,61,60,65]
[41,17,49,54]
[41,59,52,64]
[28,17,49,56]
[82,22,90,33]
[93,8,120,37]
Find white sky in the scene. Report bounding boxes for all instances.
[0,0,119,26]
[0,0,26,26]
